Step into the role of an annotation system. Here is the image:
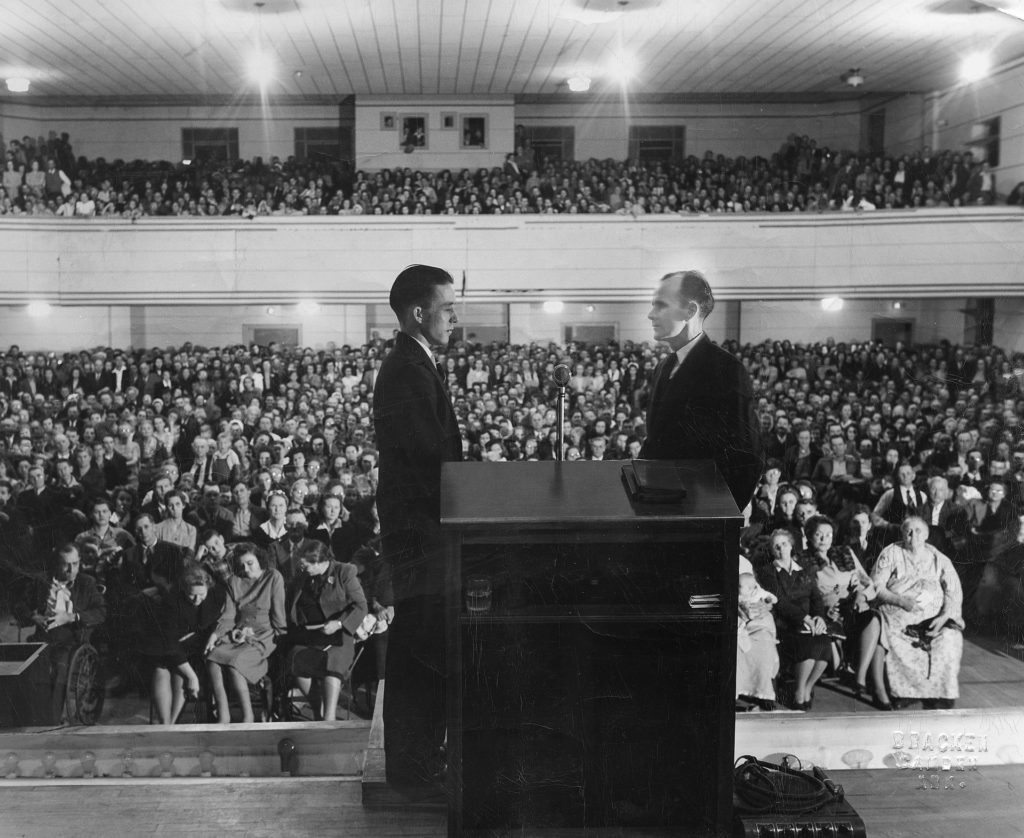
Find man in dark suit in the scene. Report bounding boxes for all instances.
[13,543,106,699]
[80,357,114,397]
[639,269,762,508]
[922,475,967,558]
[14,542,106,644]
[373,264,461,793]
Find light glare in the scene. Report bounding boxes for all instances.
[542,300,565,314]
[961,52,991,82]
[5,78,30,93]
[247,50,275,87]
[26,301,51,317]
[607,52,638,85]
[821,297,845,312]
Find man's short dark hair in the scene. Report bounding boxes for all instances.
[389,264,454,317]
[660,269,715,319]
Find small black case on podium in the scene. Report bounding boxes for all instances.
[620,459,687,503]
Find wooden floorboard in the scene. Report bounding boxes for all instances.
[3,766,1024,837]
[781,631,1024,715]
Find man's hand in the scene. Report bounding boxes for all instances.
[31,611,47,629]
[321,619,342,636]
[45,611,76,630]
[204,633,218,655]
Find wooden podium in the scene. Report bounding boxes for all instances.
[441,460,741,836]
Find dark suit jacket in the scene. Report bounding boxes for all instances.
[286,560,368,637]
[922,500,967,558]
[14,572,106,645]
[373,331,462,533]
[81,370,114,396]
[115,539,187,599]
[639,335,762,507]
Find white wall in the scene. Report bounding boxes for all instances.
[9,296,1024,353]
[354,96,514,171]
[509,302,649,345]
[929,60,1024,198]
[509,299,975,349]
[994,297,1024,353]
[0,305,131,352]
[0,101,342,164]
[514,100,866,161]
[737,298,967,346]
[3,212,1020,307]
[882,94,929,155]
[134,304,366,349]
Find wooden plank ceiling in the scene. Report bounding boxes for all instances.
[0,0,1022,102]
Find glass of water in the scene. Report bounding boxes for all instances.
[465,577,493,614]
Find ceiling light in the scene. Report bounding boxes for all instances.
[607,52,638,85]
[247,49,275,87]
[542,300,565,314]
[266,306,276,315]
[567,75,591,92]
[821,297,844,312]
[5,78,30,93]
[585,304,596,313]
[840,68,864,88]
[961,52,991,82]
[26,301,51,318]
[892,301,903,311]
[975,0,1024,23]
[296,300,320,316]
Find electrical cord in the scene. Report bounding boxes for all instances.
[734,754,844,815]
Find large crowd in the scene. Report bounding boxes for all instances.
[2,130,1019,219]
[1,330,1023,721]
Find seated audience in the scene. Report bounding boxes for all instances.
[756,529,831,710]
[137,562,225,724]
[869,516,964,710]
[285,540,368,722]
[735,570,779,710]
[205,542,286,723]
[803,514,877,696]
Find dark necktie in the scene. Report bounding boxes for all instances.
[905,489,916,509]
[653,353,678,405]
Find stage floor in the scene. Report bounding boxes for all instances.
[737,626,1024,715]
[2,764,1023,837]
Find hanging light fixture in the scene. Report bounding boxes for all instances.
[246,2,275,89]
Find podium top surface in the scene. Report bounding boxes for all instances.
[440,459,740,529]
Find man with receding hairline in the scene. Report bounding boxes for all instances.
[640,269,762,508]
[373,264,462,795]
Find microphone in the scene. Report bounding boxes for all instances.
[552,363,570,461]
[551,363,571,388]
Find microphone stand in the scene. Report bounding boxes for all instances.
[555,382,566,461]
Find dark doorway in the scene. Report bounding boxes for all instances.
[871,318,913,347]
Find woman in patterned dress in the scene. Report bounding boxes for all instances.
[870,515,964,709]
